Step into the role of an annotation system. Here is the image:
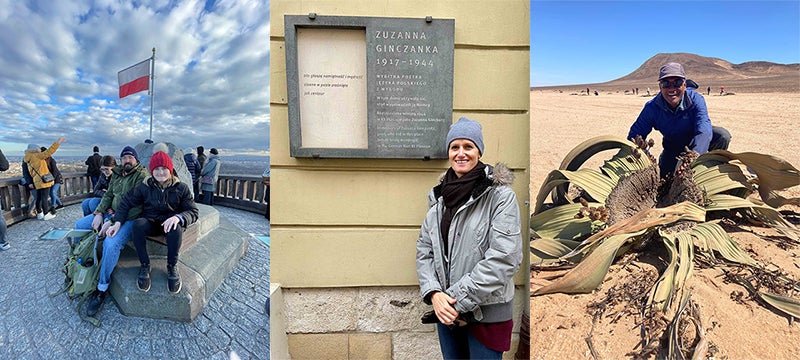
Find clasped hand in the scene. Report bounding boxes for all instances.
[431,292,459,325]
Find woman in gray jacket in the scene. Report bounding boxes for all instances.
[416,117,522,359]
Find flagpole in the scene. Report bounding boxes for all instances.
[149,47,155,141]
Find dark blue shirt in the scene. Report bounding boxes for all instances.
[628,89,712,176]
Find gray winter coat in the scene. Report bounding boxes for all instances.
[416,163,522,323]
[199,154,221,192]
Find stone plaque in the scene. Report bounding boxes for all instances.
[285,15,454,159]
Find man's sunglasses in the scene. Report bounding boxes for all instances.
[659,78,685,89]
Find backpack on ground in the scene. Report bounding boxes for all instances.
[49,230,103,326]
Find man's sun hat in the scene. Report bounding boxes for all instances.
[658,62,686,80]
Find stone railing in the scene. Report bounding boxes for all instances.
[0,172,269,226]
[213,174,269,215]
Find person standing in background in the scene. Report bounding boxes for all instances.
[0,148,9,250]
[24,138,66,220]
[183,148,201,201]
[41,146,64,212]
[196,146,207,201]
[86,146,102,188]
[199,148,220,205]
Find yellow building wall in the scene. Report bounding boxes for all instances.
[271,0,530,288]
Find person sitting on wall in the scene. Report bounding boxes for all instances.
[81,155,117,216]
[628,62,731,178]
[77,146,149,317]
[107,151,198,293]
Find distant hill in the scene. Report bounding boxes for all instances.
[533,52,800,93]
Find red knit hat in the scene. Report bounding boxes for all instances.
[149,151,174,174]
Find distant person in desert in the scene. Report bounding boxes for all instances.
[646,87,650,95]
[586,87,590,96]
[628,62,731,178]
[707,86,711,95]
[720,86,725,95]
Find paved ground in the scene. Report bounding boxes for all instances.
[0,204,270,359]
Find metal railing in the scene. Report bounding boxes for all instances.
[1,172,269,226]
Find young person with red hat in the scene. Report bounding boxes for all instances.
[106,151,199,294]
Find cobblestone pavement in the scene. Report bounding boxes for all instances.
[0,204,270,359]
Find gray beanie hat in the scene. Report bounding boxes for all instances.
[446,117,484,155]
[27,144,39,151]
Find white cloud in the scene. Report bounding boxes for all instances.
[0,0,270,156]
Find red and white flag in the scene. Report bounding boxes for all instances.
[118,58,151,98]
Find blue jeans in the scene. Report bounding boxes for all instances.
[710,126,731,151]
[202,191,214,206]
[436,324,502,360]
[75,214,133,292]
[90,175,99,189]
[50,183,62,208]
[0,212,7,245]
[81,198,102,216]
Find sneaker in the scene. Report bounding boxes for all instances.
[137,264,151,292]
[0,242,9,251]
[167,265,181,294]
[49,208,57,215]
[43,212,56,221]
[36,212,44,220]
[86,290,106,317]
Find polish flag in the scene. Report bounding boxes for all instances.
[118,58,151,98]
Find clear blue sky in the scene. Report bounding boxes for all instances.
[0,1,269,156]
[531,0,800,86]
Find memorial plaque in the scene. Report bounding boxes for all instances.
[285,15,455,158]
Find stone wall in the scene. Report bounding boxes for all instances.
[282,286,526,359]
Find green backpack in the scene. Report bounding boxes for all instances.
[50,230,102,326]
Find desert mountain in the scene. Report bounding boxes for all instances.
[534,52,800,92]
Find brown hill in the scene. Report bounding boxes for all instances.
[534,52,800,93]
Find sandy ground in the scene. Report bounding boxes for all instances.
[529,91,800,359]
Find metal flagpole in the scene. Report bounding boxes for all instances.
[149,47,155,141]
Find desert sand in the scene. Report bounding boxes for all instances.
[529,90,800,359]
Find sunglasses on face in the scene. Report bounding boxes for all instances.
[659,78,685,89]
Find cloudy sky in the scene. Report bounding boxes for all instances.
[0,0,269,157]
